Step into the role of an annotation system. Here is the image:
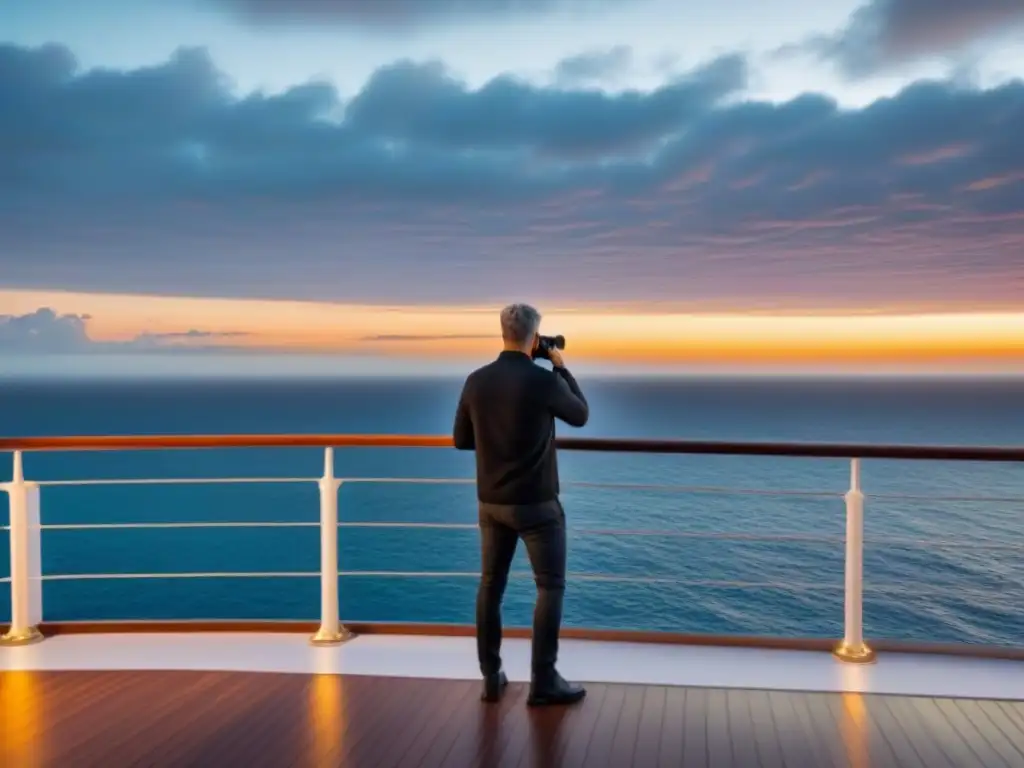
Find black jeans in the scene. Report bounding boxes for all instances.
[476,499,567,678]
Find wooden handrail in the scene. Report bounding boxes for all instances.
[0,434,1022,461]
[0,434,453,451]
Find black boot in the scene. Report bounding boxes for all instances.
[527,670,586,707]
[481,670,508,702]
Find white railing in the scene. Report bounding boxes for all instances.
[838,459,870,662]
[1,451,42,646]
[0,446,875,658]
[3,439,1023,659]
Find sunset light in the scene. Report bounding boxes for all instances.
[2,289,1022,373]
[3,3,1024,763]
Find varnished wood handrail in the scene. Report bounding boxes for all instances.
[0,433,1022,461]
[0,434,452,451]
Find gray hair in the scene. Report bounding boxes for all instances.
[500,303,541,345]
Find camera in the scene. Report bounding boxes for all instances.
[532,334,566,361]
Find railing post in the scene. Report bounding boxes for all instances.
[833,458,875,663]
[310,447,352,646]
[2,451,44,646]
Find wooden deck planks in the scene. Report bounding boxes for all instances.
[1,669,1022,767]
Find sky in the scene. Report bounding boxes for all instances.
[1,0,1023,375]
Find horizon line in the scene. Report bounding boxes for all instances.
[3,369,1023,383]
[6,289,1024,319]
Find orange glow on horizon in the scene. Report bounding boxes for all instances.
[2,289,1022,370]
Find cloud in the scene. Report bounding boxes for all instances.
[343,54,745,159]
[553,45,633,86]
[363,334,496,342]
[143,329,250,340]
[0,43,748,201]
[0,308,92,353]
[0,309,251,353]
[0,42,1022,311]
[784,0,1024,78]
[208,0,625,30]
[126,329,252,349]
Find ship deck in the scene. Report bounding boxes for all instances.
[4,633,1024,767]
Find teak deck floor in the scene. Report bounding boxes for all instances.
[2,669,1023,767]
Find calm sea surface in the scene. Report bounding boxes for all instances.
[1,376,1022,646]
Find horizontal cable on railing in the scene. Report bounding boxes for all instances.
[335,526,1024,550]
[37,477,317,487]
[339,574,1024,593]
[334,572,845,588]
[25,521,847,544]
[863,537,1023,551]
[39,522,319,530]
[341,477,841,498]
[30,475,841,498]
[32,524,843,548]
[336,522,845,543]
[338,521,477,530]
[866,492,1024,504]
[25,475,1024,504]
[35,571,842,588]
[22,521,1024,550]
[41,572,318,580]
[341,477,473,485]
[18,572,1024,595]
[30,521,848,544]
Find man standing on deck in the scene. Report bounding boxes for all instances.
[453,303,589,707]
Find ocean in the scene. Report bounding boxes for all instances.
[1,376,1022,647]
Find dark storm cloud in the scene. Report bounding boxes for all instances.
[0,309,250,353]
[209,0,624,30]
[785,0,1024,78]
[1,42,1022,309]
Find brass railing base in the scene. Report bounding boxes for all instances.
[0,626,44,647]
[309,627,354,647]
[833,640,876,664]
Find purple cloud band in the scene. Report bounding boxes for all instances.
[784,0,1024,78]
[208,0,626,30]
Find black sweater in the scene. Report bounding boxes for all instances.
[453,350,589,505]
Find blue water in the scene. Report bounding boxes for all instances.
[1,377,1022,646]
